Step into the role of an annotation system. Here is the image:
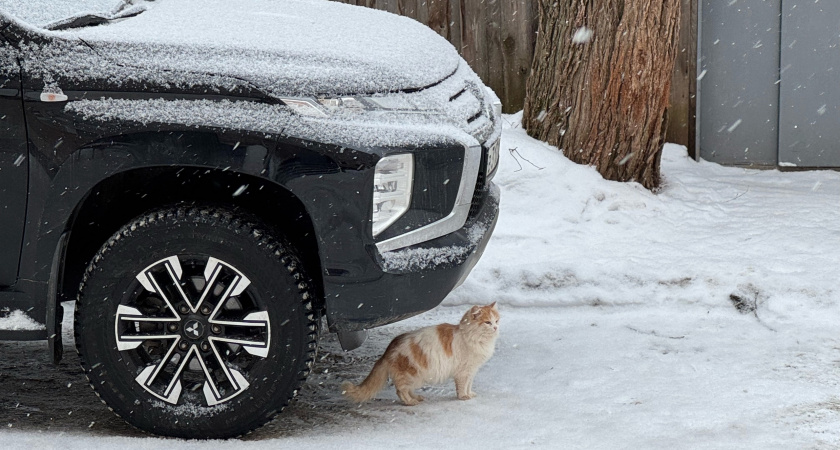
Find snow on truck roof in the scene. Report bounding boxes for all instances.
[0,0,461,96]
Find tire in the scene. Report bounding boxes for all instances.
[74,205,317,438]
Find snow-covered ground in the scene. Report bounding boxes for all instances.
[2,114,839,448]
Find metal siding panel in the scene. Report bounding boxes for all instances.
[778,1,840,167]
[699,0,780,166]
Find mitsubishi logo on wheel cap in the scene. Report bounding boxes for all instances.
[184,320,204,339]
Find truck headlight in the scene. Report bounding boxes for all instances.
[487,138,500,180]
[492,99,502,120]
[372,154,414,237]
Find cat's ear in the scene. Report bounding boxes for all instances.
[488,301,497,310]
[470,305,482,319]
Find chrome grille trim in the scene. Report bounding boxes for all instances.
[375,143,482,253]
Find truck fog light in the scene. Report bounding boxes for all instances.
[372,154,414,237]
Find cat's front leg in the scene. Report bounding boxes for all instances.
[454,373,476,400]
[465,376,477,398]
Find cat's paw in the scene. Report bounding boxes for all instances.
[402,398,421,406]
[457,392,475,400]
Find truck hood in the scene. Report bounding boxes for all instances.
[58,0,461,96]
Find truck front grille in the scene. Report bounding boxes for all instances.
[467,146,488,221]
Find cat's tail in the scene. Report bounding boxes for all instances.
[341,357,389,403]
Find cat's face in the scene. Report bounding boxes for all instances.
[464,302,500,337]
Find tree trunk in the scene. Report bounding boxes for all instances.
[523,0,681,190]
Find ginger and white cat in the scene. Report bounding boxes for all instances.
[341,302,500,405]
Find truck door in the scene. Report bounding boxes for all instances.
[0,37,28,286]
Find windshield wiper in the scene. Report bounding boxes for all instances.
[45,0,150,31]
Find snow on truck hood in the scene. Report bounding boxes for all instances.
[55,0,462,96]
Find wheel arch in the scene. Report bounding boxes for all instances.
[59,166,325,314]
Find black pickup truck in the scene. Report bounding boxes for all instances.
[0,0,499,439]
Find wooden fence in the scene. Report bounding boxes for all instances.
[333,0,696,153]
[333,0,538,114]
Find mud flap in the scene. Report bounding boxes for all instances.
[47,303,63,363]
[47,232,68,364]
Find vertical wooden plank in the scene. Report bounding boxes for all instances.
[458,0,477,77]
[666,0,697,157]
[687,0,697,159]
[448,0,463,52]
[460,0,488,89]
[377,0,401,14]
[461,0,505,108]
[415,0,430,26]
[398,0,419,20]
[501,0,538,113]
[484,0,505,107]
[427,0,451,40]
[666,0,688,147]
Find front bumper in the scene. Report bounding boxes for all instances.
[325,182,499,332]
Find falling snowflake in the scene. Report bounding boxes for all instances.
[232,184,249,197]
[572,27,593,44]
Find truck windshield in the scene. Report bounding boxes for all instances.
[0,0,133,29]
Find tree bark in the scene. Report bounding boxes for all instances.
[523,0,680,190]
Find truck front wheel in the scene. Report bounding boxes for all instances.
[74,206,316,438]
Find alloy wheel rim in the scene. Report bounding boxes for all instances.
[114,256,271,406]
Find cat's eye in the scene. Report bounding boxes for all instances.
[484,321,492,325]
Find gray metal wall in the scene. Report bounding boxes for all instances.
[778,2,840,167]
[699,0,840,167]
[699,0,780,166]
